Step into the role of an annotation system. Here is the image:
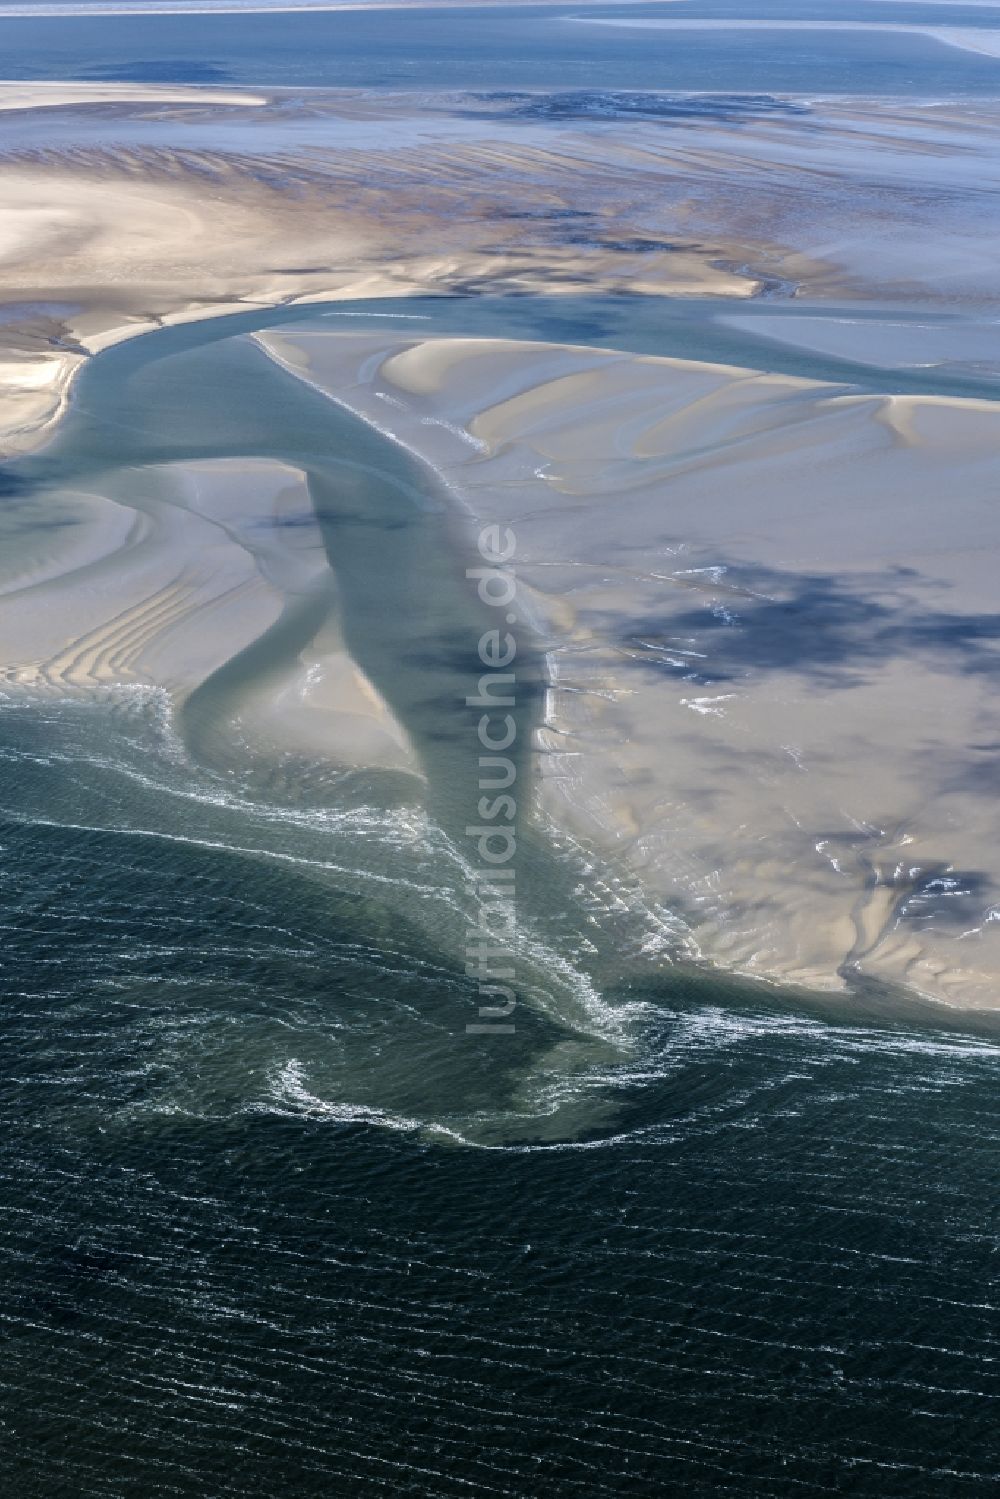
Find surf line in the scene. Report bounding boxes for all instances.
[464,524,519,1035]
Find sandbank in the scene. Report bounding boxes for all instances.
[0,454,419,776]
[255,326,1000,1009]
[5,86,1000,455]
[0,81,267,111]
[4,81,1000,1008]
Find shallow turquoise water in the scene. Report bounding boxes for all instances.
[0,295,997,1492]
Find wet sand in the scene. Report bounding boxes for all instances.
[0,450,420,775]
[254,326,1000,1008]
[4,85,1000,453]
[3,81,1000,1010]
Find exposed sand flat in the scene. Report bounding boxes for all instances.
[0,455,418,775]
[0,82,267,111]
[4,82,1000,1004]
[717,312,1000,376]
[4,87,1000,453]
[255,327,1000,1009]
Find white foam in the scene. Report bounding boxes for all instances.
[262,1059,668,1153]
[680,694,736,717]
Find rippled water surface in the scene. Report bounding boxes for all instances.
[1,296,998,1493]
[3,1,1000,94]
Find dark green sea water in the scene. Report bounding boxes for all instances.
[1,296,998,1494]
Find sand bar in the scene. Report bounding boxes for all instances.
[255,326,1000,1009]
[4,82,1000,1007]
[4,86,1000,454]
[0,452,419,775]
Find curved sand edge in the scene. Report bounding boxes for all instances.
[0,455,421,779]
[17,81,1000,458]
[254,327,1000,1011]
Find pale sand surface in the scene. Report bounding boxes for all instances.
[4,87,1000,453]
[717,312,1000,375]
[0,0,690,11]
[256,328,1000,1009]
[0,454,418,774]
[3,83,1000,1005]
[0,82,267,111]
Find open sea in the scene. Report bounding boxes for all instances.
[0,7,998,1496]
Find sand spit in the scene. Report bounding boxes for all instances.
[255,328,1000,1010]
[4,87,1000,453]
[3,82,1000,1003]
[0,82,268,111]
[0,455,418,775]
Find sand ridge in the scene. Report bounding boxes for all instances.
[4,81,1000,1005]
[253,327,1000,1009]
[4,86,1000,454]
[0,455,419,776]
